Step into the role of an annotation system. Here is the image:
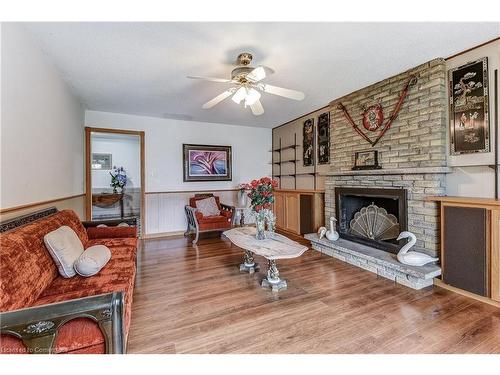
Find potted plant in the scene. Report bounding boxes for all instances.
[247,177,278,240]
[110,166,127,194]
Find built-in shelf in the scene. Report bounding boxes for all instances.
[277,172,319,177]
[272,159,299,164]
[270,145,297,152]
[272,132,319,190]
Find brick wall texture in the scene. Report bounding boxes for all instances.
[325,59,448,257]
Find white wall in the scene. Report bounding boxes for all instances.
[1,23,84,209]
[85,110,272,192]
[91,135,141,189]
[446,39,500,198]
[85,110,271,234]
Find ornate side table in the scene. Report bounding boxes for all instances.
[223,227,308,292]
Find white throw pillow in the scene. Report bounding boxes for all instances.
[195,197,220,216]
[74,245,111,277]
[44,226,84,278]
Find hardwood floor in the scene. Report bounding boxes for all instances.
[127,233,500,354]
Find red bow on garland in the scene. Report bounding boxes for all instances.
[337,75,418,147]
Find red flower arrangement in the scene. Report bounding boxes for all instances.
[247,177,279,212]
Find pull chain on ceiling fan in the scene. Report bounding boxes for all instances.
[187,52,305,116]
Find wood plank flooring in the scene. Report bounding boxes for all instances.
[127,233,500,354]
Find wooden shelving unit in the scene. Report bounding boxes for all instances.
[271,130,322,190]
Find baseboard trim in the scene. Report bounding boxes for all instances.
[434,279,500,309]
[143,230,186,239]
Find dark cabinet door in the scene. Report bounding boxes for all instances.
[443,206,488,296]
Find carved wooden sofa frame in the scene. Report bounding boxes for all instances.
[0,292,125,354]
[184,194,235,244]
[0,207,136,354]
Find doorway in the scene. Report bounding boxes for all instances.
[85,127,145,236]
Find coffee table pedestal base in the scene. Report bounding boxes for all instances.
[239,250,260,274]
[261,259,287,291]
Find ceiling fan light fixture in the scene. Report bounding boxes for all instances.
[244,88,261,106]
[231,87,246,104]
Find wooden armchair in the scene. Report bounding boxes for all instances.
[184,194,235,244]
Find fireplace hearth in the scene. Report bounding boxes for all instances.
[335,187,407,254]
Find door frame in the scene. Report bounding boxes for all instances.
[85,127,146,234]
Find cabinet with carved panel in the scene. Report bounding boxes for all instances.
[429,196,500,306]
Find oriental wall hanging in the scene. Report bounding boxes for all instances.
[303,118,314,166]
[317,112,330,164]
[449,57,490,155]
[183,144,232,182]
[337,75,418,147]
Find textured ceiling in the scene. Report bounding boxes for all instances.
[23,22,500,128]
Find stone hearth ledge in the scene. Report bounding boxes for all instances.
[323,167,453,176]
[304,234,441,290]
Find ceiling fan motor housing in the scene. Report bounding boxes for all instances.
[232,52,254,82]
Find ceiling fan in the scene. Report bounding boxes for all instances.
[187,52,305,116]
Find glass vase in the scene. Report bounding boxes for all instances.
[237,190,248,207]
[255,215,266,240]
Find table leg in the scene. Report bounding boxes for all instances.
[261,259,287,291]
[239,250,260,274]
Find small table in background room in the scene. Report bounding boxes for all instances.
[223,227,308,292]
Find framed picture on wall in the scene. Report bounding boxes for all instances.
[183,144,232,182]
[352,150,381,170]
[317,112,330,164]
[303,118,314,166]
[91,153,112,170]
[449,57,490,155]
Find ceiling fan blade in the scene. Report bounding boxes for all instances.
[260,84,305,101]
[246,66,266,82]
[249,99,264,116]
[187,75,232,83]
[202,90,234,109]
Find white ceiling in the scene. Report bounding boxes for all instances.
[23,22,499,128]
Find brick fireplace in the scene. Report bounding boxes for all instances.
[307,58,450,289]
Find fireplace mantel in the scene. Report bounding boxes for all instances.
[324,167,453,177]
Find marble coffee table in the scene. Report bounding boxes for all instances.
[223,227,308,291]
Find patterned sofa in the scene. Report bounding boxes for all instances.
[0,209,138,354]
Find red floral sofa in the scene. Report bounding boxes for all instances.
[0,209,137,354]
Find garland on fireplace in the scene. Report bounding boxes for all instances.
[337,75,418,147]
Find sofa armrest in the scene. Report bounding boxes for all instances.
[87,226,137,239]
[82,217,137,228]
[0,292,125,354]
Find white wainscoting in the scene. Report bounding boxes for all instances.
[145,190,253,236]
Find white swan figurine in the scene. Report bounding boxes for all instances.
[317,226,327,239]
[326,217,339,241]
[396,231,438,266]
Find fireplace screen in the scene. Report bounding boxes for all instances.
[335,187,407,254]
[349,203,400,241]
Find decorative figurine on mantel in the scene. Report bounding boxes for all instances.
[325,216,339,241]
[396,231,438,266]
[317,226,327,239]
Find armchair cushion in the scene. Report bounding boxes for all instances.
[189,195,221,210]
[195,197,220,216]
[197,215,232,231]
